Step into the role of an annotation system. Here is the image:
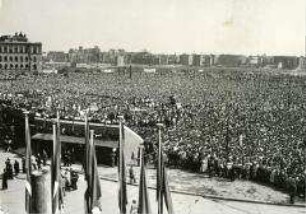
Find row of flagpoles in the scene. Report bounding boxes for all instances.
[24,111,174,214]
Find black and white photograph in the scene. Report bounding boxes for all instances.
[0,0,305,213]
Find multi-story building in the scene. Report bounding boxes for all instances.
[193,54,205,66]
[180,54,193,66]
[46,51,68,62]
[273,56,299,69]
[0,33,42,73]
[209,55,216,66]
[68,46,102,64]
[157,55,169,65]
[215,55,247,67]
[115,55,125,66]
[167,54,179,65]
[297,56,306,71]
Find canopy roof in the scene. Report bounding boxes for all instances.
[32,133,118,148]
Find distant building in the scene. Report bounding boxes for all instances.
[68,46,101,64]
[297,56,306,71]
[46,51,68,62]
[130,51,153,65]
[115,55,125,66]
[167,54,179,65]
[157,55,169,65]
[215,55,246,67]
[180,54,193,66]
[273,56,299,69]
[209,55,216,66]
[301,56,306,69]
[193,54,205,66]
[0,33,42,73]
[247,56,264,67]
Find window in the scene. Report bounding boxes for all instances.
[9,56,13,62]
[15,64,18,69]
[4,56,7,62]
[20,64,24,69]
[33,47,37,54]
[9,48,13,53]
[4,46,7,52]
[25,56,28,62]
[10,64,13,69]
[14,47,18,53]
[20,56,23,62]
[33,64,37,70]
[0,56,2,62]
[4,64,7,70]
[15,56,18,62]
[0,64,2,69]
[33,56,37,62]
[25,64,29,68]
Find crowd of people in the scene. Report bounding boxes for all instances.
[0,68,305,202]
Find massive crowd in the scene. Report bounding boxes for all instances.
[0,68,305,200]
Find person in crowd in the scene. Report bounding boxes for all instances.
[61,173,66,197]
[36,154,42,170]
[64,168,71,191]
[5,136,12,152]
[129,165,136,184]
[131,151,136,166]
[22,157,26,173]
[42,149,48,166]
[5,158,13,179]
[13,160,20,175]
[1,168,8,190]
[129,199,138,214]
[70,169,79,190]
[31,155,38,170]
[111,149,117,167]
[288,176,297,204]
[200,156,208,173]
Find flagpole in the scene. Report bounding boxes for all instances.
[85,112,90,177]
[157,123,164,214]
[84,113,91,214]
[56,110,61,170]
[118,115,127,214]
[52,123,59,214]
[90,130,95,211]
[85,129,102,214]
[138,146,144,213]
[24,111,32,214]
[55,110,63,214]
[138,146,152,214]
[118,115,124,213]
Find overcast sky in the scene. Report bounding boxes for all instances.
[0,0,305,55]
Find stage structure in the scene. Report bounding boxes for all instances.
[31,117,143,166]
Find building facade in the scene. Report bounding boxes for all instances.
[273,56,299,70]
[193,54,205,66]
[0,33,42,73]
[115,55,125,66]
[180,54,193,66]
[46,51,68,62]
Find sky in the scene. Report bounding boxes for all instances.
[0,0,305,55]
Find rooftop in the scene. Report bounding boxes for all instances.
[0,32,28,43]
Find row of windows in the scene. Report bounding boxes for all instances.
[0,55,37,62]
[0,64,38,70]
[0,45,41,54]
